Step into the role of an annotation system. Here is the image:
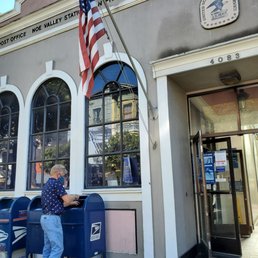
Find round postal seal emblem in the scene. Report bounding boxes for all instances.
[200,0,239,29]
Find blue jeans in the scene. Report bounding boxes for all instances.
[40,215,64,258]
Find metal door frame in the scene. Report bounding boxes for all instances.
[192,130,212,257]
[203,136,241,255]
[192,131,242,256]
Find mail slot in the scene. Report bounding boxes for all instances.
[0,196,30,258]
[62,193,106,258]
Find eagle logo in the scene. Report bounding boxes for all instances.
[0,230,8,242]
[207,0,226,13]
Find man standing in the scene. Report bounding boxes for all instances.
[40,164,79,258]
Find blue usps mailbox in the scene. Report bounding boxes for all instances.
[26,196,44,257]
[62,193,106,258]
[0,196,30,258]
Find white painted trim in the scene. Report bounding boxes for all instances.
[83,188,142,202]
[151,34,258,79]
[0,19,78,56]
[74,75,86,194]
[0,191,15,197]
[97,52,154,258]
[23,60,80,194]
[0,0,78,38]
[157,76,178,257]
[0,77,25,197]
[99,0,147,16]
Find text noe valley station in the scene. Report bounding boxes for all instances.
[0,10,79,47]
[0,0,140,48]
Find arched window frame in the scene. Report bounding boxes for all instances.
[0,91,19,190]
[27,78,71,190]
[85,61,141,189]
[23,61,78,193]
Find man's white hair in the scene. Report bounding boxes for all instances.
[50,164,67,176]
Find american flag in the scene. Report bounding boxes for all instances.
[79,0,106,98]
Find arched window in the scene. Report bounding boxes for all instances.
[0,92,19,190]
[86,61,141,188]
[28,78,71,190]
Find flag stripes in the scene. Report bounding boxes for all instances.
[79,0,106,98]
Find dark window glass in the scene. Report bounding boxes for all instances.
[0,114,9,138]
[10,115,19,137]
[28,78,71,190]
[34,90,46,107]
[86,62,140,188]
[47,96,58,105]
[0,92,19,190]
[46,105,58,131]
[60,103,71,129]
[33,109,44,133]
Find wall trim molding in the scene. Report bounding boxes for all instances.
[151,34,258,79]
[97,51,154,258]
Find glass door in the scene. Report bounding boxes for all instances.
[202,137,241,255]
[192,131,242,256]
[233,149,253,237]
[192,131,212,257]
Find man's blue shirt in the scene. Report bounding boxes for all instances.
[41,178,67,215]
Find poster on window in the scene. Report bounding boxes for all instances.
[215,150,227,172]
[233,152,239,168]
[204,152,215,184]
[123,156,133,184]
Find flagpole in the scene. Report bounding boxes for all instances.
[101,1,157,120]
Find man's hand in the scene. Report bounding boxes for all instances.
[73,194,80,201]
[62,194,80,207]
[71,200,80,206]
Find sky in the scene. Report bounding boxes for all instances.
[0,0,15,14]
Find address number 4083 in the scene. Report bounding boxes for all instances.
[210,53,240,65]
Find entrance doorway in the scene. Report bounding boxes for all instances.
[189,85,258,257]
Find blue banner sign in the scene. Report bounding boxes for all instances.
[204,152,215,184]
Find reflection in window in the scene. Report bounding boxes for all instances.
[0,92,19,190]
[28,78,71,189]
[123,103,132,119]
[237,85,258,130]
[86,61,140,188]
[189,85,258,135]
[93,108,101,124]
[189,89,239,135]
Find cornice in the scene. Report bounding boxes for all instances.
[151,34,258,79]
[0,0,147,56]
[0,0,78,38]
[0,0,147,38]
